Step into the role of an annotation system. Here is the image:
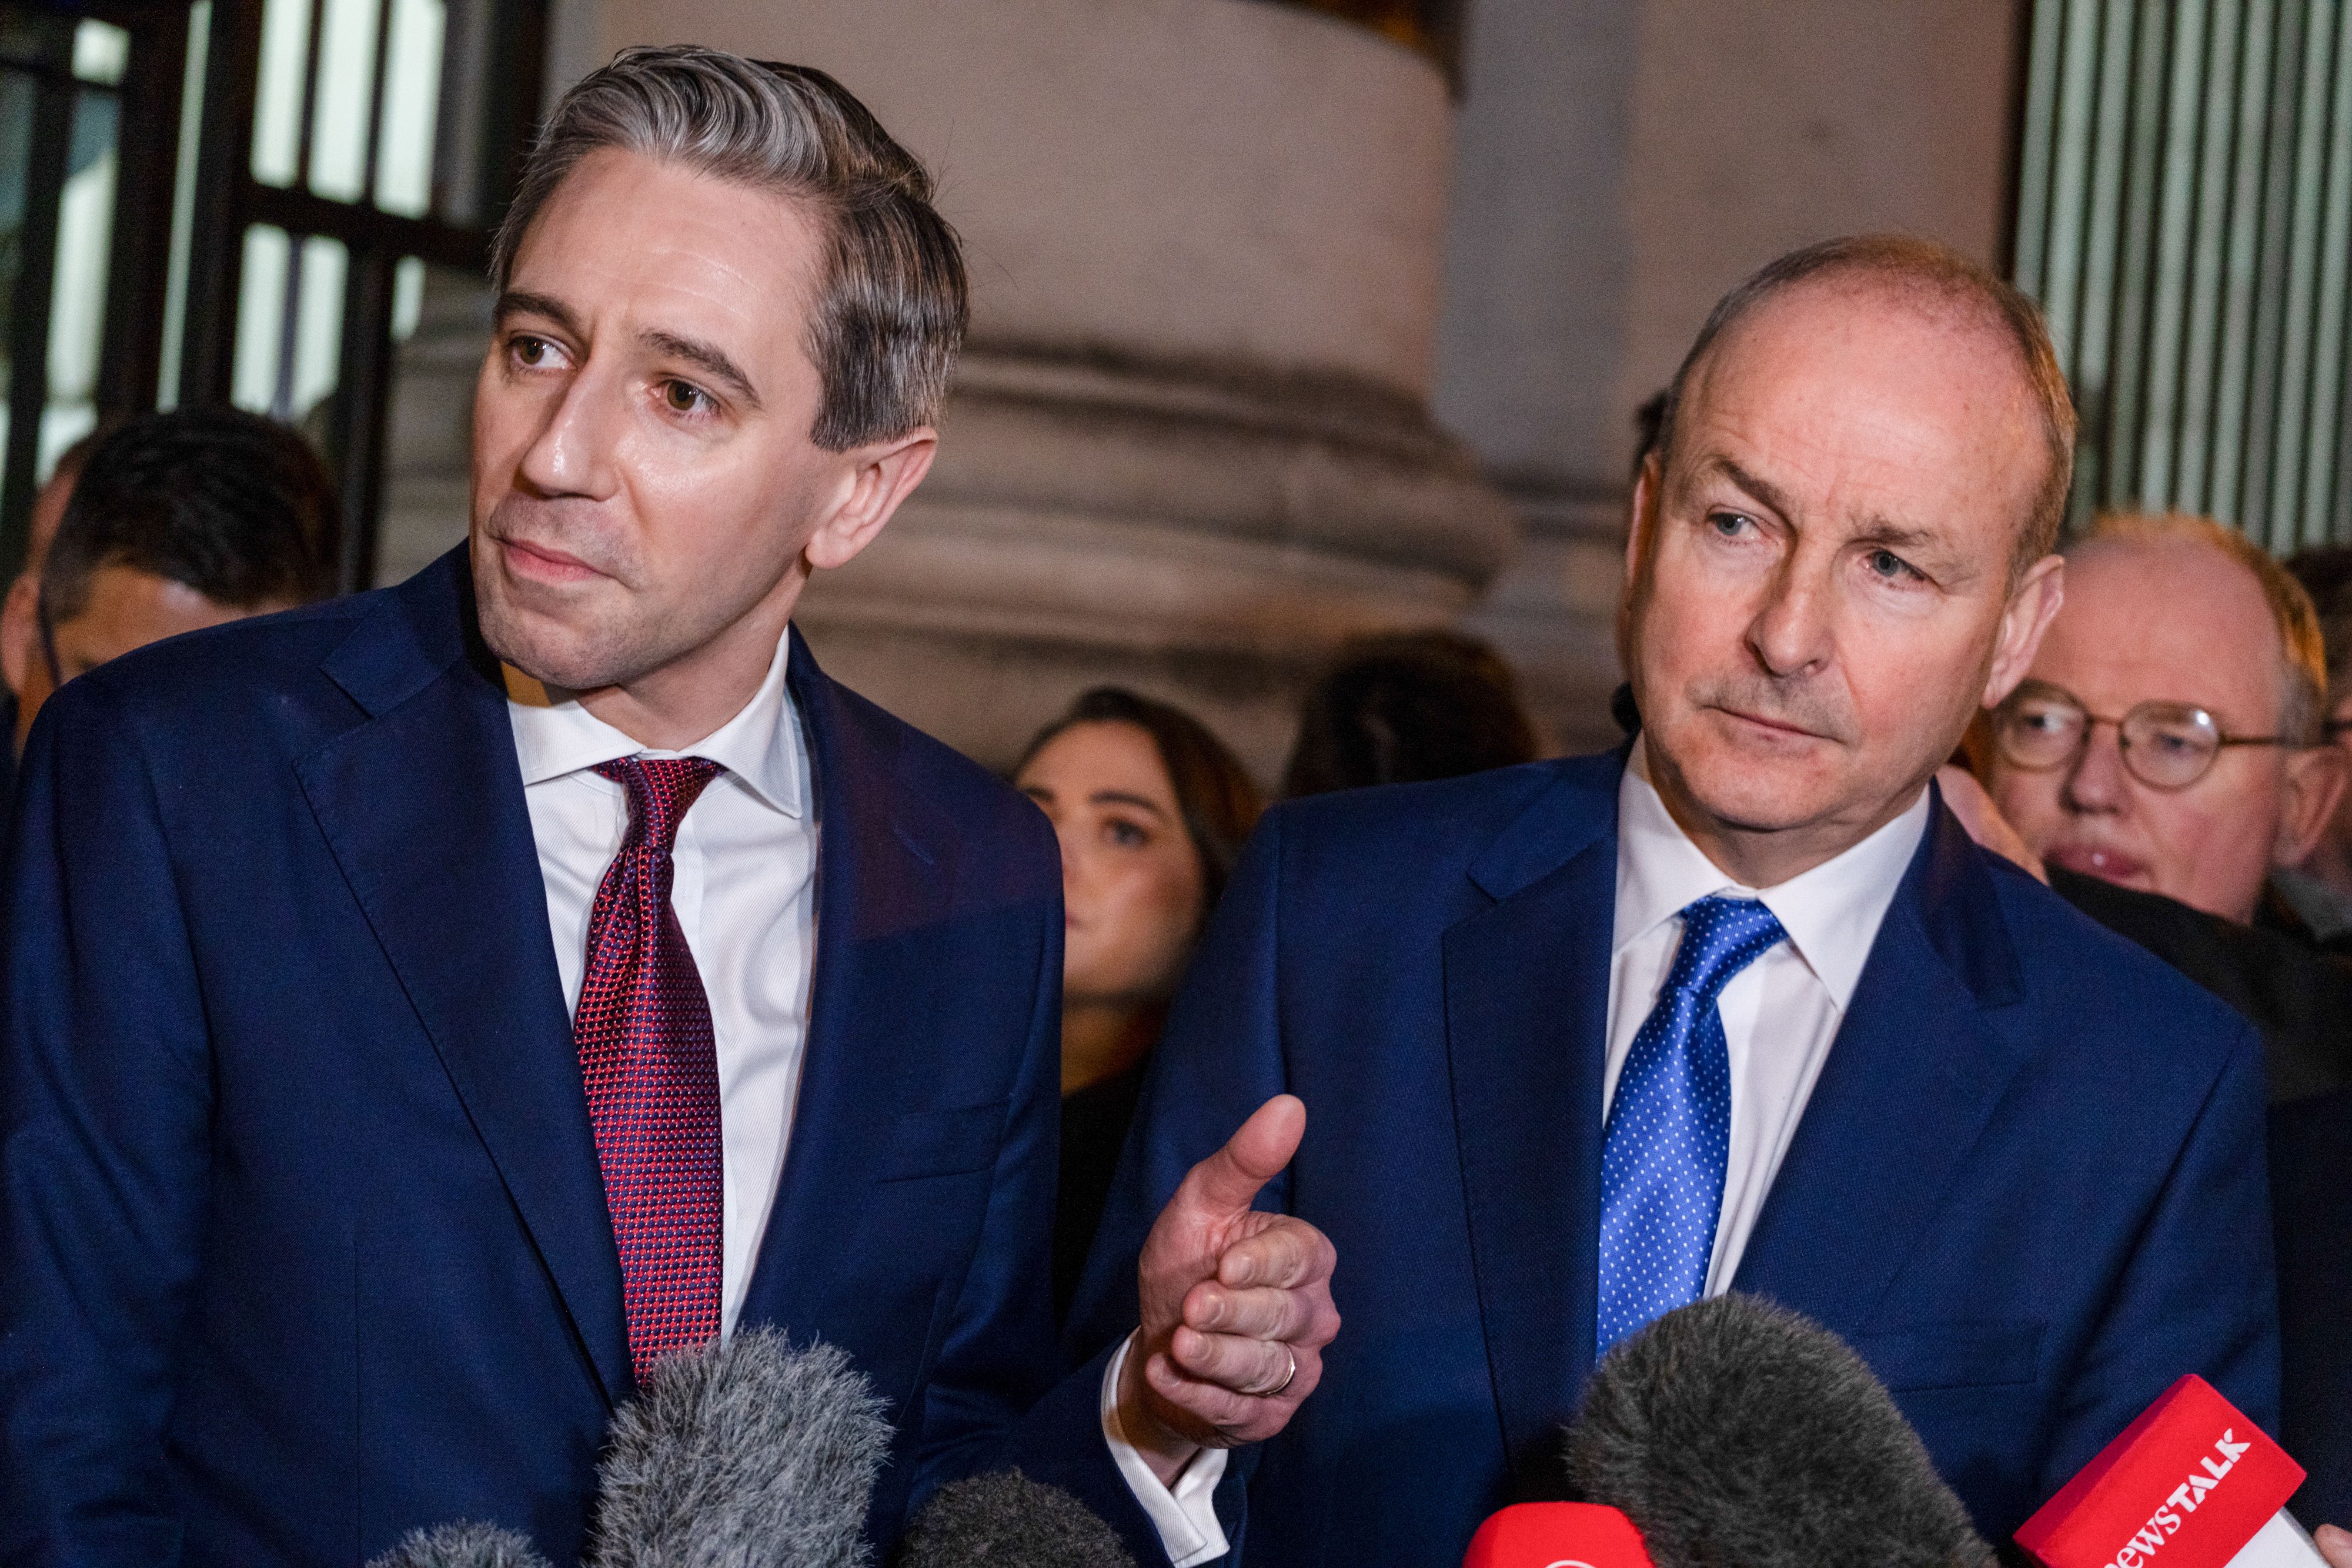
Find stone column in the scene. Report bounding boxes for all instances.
[573,0,1518,778]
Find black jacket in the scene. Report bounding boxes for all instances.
[2270,1088,2352,1526]
[2049,867,2352,1101]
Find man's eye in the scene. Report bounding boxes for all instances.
[661,380,711,416]
[1708,511,1752,537]
[511,335,554,367]
[1866,548,1922,581]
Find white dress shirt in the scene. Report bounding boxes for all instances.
[505,632,816,1335]
[506,632,1194,1557]
[1609,743,1930,1291]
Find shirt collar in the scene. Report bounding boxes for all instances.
[502,628,804,818]
[1614,741,1930,1012]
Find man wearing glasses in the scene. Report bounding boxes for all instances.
[1984,512,2346,931]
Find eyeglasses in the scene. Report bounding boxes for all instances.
[1992,681,2288,791]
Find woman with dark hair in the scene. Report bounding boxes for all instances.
[1013,686,1264,1318]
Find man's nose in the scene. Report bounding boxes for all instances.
[516,366,622,499]
[2061,721,2131,813]
[1746,566,1835,678]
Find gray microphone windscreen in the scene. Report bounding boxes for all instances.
[589,1328,891,1568]
[1563,1294,1996,1568]
[366,1522,554,1568]
[894,1470,1138,1568]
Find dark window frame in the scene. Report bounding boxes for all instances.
[0,0,544,589]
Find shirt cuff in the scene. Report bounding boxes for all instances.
[1101,1332,1231,1566]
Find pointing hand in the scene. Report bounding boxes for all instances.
[1115,1095,1340,1485]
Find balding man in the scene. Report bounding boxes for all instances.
[1057,237,2276,1565]
[1975,517,2352,1104]
[1986,514,2346,931]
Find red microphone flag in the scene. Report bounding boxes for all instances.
[1462,1502,1655,1568]
[2016,1375,2316,1568]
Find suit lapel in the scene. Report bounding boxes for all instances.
[1731,798,2030,1326]
[739,631,958,1335]
[1445,757,1622,1495]
[296,551,632,1408]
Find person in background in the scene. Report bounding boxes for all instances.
[0,427,111,790]
[1281,628,1540,798]
[2283,544,2352,941]
[1013,688,1263,1321]
[1985,512,2344,931]
[1976,513,2352,1098]
[0,407,342,758]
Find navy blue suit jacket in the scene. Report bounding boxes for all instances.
[2271,1088,2352,1527]
[1065,750,2280,1566]
[0,549,1066,1565]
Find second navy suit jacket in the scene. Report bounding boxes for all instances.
[0,549,1067,1564]
[1065,748,2281,1566]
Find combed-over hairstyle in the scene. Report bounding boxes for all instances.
[1656,234,2077,581]
[493,46,967,451]
[2077,512,2330,745]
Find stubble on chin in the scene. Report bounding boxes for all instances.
[472,549,653,694]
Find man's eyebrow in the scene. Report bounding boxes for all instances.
[1705,459,1950,558]
[493,290,584,337]
[640,329,763,412]
[1853,517,1943,553]
[1705,457,1796,521]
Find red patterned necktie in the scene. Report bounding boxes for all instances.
[574,755,727,1380]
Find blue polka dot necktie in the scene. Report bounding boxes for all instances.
[1596,893,1788,1353]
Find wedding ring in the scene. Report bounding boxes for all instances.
[1250,1344,1298,1398]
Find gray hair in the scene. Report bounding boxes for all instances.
[494,46,967,450]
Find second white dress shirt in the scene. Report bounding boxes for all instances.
[1608,742,1930,1292]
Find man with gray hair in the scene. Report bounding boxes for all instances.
[1060,235,2276,1561]
[0,48,1334,1564]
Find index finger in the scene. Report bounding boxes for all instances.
[1179,1094,1305,1221]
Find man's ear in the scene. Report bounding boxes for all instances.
[803,427,938,573]
[1981,553,2066,709]
[2275,742,2348,869]
[1,573,39,698]
[1617,450,1664,668]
